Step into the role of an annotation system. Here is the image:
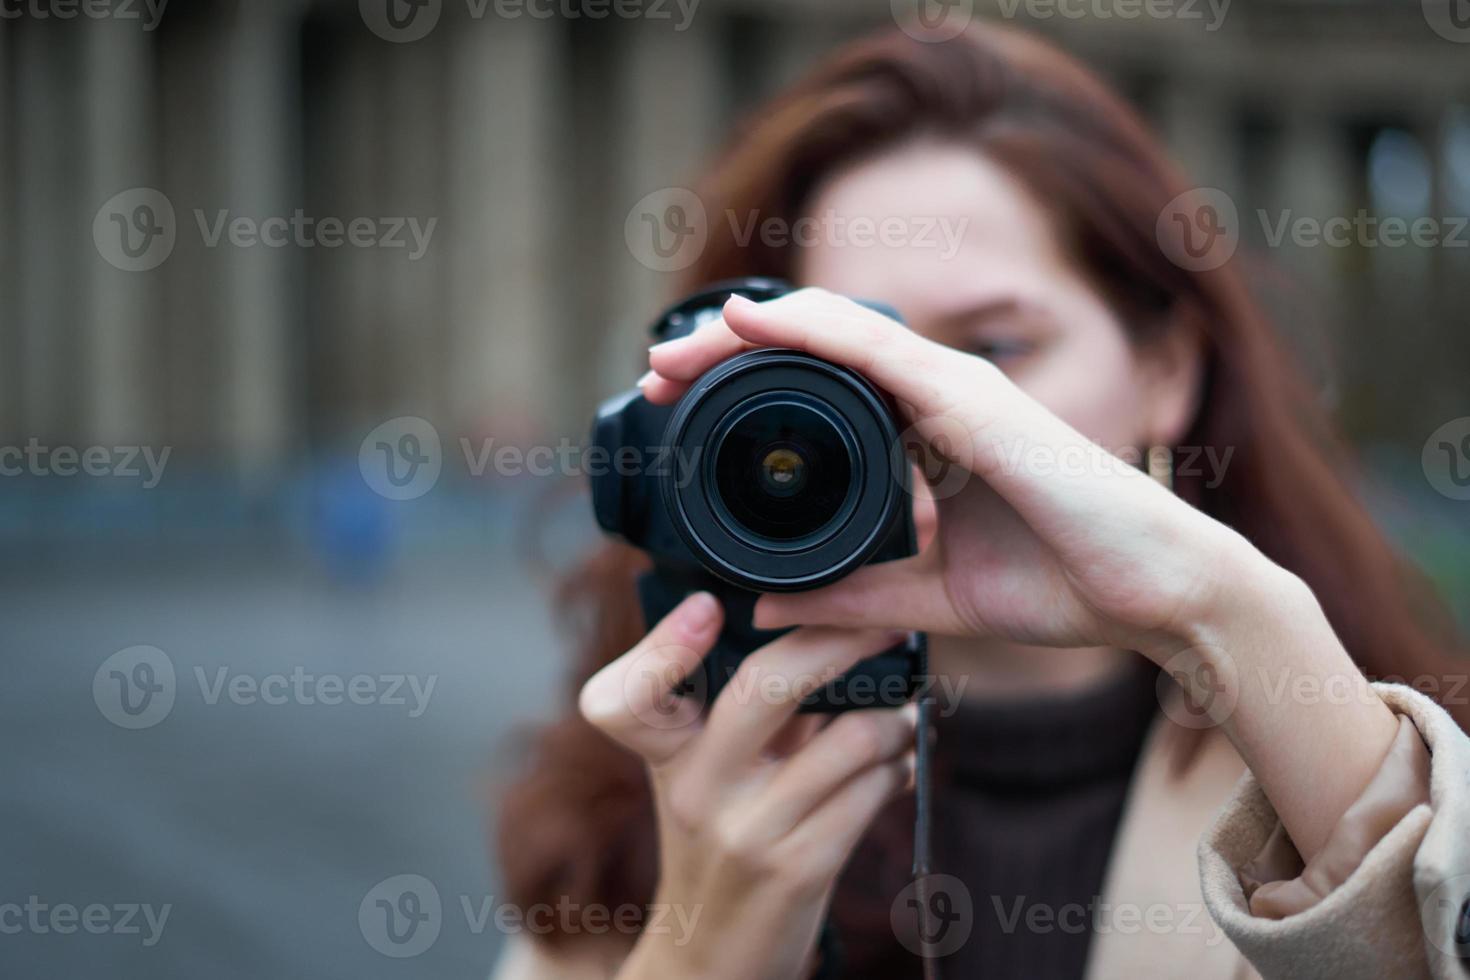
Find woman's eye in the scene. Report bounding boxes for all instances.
[965,338,1035,363]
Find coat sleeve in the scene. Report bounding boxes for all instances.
[1197,682,1470,980]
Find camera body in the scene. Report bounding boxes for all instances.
[590,278,923,713]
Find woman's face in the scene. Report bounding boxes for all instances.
[793,139,1198,455]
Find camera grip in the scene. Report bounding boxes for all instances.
[636,570,923,714]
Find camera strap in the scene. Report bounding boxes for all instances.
[812,635,940,980]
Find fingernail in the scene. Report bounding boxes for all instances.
[680,592,720,635]
[724,294,758,313]
[901,701,920,726]
[648,337,684,355]
[636,369,657,388]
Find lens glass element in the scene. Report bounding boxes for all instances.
[712,399,853,543]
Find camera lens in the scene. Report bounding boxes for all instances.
[661,349,904,591]
[712,400,854,543]
[759,447,806,496]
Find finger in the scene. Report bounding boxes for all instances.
[763,713,826,760]
[759,703,918,836]
[753,554,963,634]
[578,591,722,762]
[724,289,1178,550]
[719,289,963,420]
[694,628,906,771]
[782,752,916,877]
[642,318,755,405]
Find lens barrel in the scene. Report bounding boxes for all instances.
[660,349,905,592]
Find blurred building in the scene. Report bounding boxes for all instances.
[1,0,1468,476]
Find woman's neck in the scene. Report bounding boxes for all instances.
[927,634,1137,704]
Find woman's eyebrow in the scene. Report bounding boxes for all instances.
[931,297,1025,330]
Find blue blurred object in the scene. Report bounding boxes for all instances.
[309,458,397,584]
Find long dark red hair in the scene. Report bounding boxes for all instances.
[497,21,1467,969]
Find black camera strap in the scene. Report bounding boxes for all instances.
[812,637,940,980]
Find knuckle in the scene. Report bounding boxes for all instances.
[711,814,772,870]
[663,777,706,833]
[576,673,621,732]
[843,714,887,766]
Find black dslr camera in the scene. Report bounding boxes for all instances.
[590,278,924,713]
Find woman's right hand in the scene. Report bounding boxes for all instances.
[579,592,917,980]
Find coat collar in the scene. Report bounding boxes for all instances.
[1085,692,1256,980]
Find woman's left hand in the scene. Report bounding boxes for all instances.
[643,287,1258,660]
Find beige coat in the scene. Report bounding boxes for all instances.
[494,682,1470,979]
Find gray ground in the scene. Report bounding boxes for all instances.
[1,527,571,979]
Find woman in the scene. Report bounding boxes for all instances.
[495,23,1470,980]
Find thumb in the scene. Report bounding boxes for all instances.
[752,555,960,634]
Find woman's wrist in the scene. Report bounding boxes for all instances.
[1145,522,1401,858]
